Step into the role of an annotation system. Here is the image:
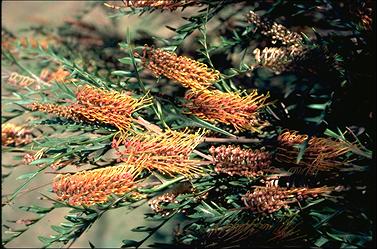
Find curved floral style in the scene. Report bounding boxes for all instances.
[113,128,207,177]
[139,46,220,90]
[184,89,270,132]
[52,165,135,206]
[29,85,151,130]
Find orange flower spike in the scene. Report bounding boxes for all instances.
[115,128,206,157]
[29,85,152,131]
[113,129,207,177]
[29,103,81,121]
[139,46,220,90]
[52,165,135,206]
[184,89,270,132]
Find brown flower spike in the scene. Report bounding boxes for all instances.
[52,165,135,206]
[209,145,272,177]
[242,186,332,214]
[2,123,33,146]
[29,85,151,131]
[184,89,270,132]
[276,130,353,174]
[113,129,206,177]
[139,46,220,90]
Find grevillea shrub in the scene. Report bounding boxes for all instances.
[2,1,375,248]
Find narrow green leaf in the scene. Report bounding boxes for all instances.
[121,239,141,247]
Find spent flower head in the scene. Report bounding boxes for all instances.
[242,186,332,214]
[209,145,272,177]
[246,11,304,47]
[276,130,354,174]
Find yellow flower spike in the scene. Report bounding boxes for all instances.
[52,164,136,206]
[29,85,152,131]
[276,130,354,174]
[139,46,220,90]
[113,128,207,178]
[184,89,270,132]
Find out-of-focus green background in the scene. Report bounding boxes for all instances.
[1,1,191,247]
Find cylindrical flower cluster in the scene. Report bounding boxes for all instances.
[209,145,272,177]
[184,89,270,132]
[276,130,352,173]
[29,85,151,131]
[242,186,332,213]
[52,165,135,206]
[2,123,33,146]
[140,46,220,90]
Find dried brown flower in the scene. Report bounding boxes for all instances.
[242,186,332,213]
[184,89,270,132]
[52,164,135,206]
[149,182,193,216]
[246,11,303,47]
[139,46,220,90]
[23,149,72,170]
[29,85,151,131]
[197,217,303,247]
[2,123,33,146]
[149,192,178,215]
[276,130,353,174]
[209,145,272,177]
